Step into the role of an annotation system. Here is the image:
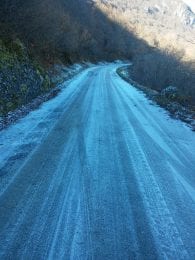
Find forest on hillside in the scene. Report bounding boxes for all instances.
[0,0,144,63]
[0,0,195,116]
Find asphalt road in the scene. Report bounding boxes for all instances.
[0,64,194,259]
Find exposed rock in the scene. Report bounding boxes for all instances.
[176,3,195,27]
[147,6,159,15]
[161,86,178,97]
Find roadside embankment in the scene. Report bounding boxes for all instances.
[117,65,195,131]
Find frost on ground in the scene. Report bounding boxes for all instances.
[0,63,90,131]
[117,66,195,131]
[0,64,98,194]
[0,63,194,259]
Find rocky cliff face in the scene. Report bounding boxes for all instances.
[94,0,195,59]
[176,1,195,27]
[96,0,195,28]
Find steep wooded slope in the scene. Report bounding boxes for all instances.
[0,0,195,116]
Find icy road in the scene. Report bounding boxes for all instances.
[0,63,195,259]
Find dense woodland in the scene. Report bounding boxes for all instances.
[0,0,144,63]
[0,0,195,112]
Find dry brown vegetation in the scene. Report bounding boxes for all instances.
[0,0,195,107]
[94,0,195,104]
[131,50,195,104]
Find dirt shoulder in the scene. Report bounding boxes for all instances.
[0,63,88,131]
[117,65,195,131]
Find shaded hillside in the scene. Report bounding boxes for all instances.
[1,0,194,62]
[0,0,150,63]
[0,38,51,116]
[94,0,195,60]
[87,0,195,103]
[0,0,195,117]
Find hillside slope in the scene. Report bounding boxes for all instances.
[94,0,195,60]
[0,0,195,117]
[0,38,51,117]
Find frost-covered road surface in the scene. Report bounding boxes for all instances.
[0,63,195,259]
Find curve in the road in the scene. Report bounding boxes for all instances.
[0,64,194,259]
